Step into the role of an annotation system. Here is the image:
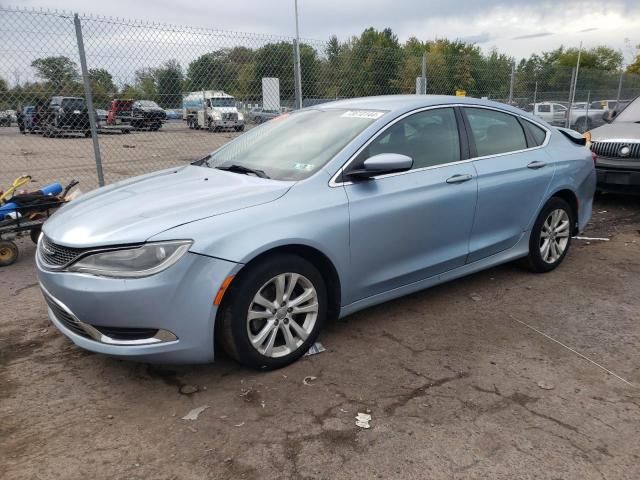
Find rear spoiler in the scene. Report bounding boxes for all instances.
[556,127,587,146]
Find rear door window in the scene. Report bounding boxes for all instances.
[465,107,528,157]
[523,120,547,147]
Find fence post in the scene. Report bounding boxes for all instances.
[421,53,427,94]
[614,71,623,111]
[566,67,576,128]
[293,39,302,109]
[73,13,104,187]
[508,61,515,104]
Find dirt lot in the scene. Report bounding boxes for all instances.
[0,193,638,480]
[0,121,248,191]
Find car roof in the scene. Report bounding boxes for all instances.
[317,95,528,116]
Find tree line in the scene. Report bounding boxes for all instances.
[1,27,639,111]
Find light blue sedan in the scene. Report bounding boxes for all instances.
[36,95,596,369]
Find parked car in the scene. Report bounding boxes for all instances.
[37,96,595,368]
[40,96,91,137]
[96,109,108,123]
[247,107,280,124]
[587,96,640,194]
[530,102,567,126]
[165,109,181,120]
[21,106,40,133]
[0,110,11,127]
[568,102,606,133]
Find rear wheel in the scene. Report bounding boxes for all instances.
[0,240,19,267]
[217,254,327,370]
[524,197,574,273]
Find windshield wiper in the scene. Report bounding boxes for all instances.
[216,164,269,179]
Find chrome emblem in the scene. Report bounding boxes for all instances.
[41,244,55,256]
[619,145,631,157]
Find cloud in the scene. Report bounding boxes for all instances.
[513,32,555,40]
[459,32,495,44]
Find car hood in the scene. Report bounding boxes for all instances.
[590,122,640,141]
[43,165,292,248]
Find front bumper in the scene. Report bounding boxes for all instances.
[36,251,240,364]
[596,165,640,192]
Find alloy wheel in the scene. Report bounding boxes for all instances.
[539,208,570,264]
[246,272,318,358]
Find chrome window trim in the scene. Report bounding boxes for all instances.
[329,103,551,187]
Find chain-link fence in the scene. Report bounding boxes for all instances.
[1,7,639,192]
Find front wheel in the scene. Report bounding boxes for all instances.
[217,254,327,370]
[524,197,574,273]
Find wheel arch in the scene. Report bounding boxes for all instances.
[548,188,579,234]
[226,243,342,322]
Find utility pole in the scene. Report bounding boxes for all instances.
[293,0,303,110]
[567,41,582,128]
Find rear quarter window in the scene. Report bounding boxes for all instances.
[523,120,547,147]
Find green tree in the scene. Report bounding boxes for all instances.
[88,68,116,108]
[253,41,320,103]
[627,44,640,75]
[154,59,184,108]
[186,47,254,97]
[348,27,403,96]
[31,56,79,91]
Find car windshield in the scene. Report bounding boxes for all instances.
[138,100,160,108]
[61,98,85,110]
[211,98,235,107]
[204,109,384,181]
[614,97,640,122]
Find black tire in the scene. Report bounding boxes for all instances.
[0,240,19,267]
[30,226,42,244]
[524,197,574,273]
[84,130,91,138]
[217,254,327,370]
[235,125,245,132]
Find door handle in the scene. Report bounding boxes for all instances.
[527,161,547,169]
[446,174,473,184]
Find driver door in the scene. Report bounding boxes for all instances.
[341,107,478,304]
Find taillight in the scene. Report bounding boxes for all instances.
[591,151,597,165]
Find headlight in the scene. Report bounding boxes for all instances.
[68,240,192,278]
[211,111,221,120]
[237,112,244,121]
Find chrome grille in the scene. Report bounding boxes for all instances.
[591,141,640,159]
[38,235,87,267]
[43,294,91,339]
[222,112,238,121]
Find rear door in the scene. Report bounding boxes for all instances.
[342,107,478,303]
[463,107,554,263]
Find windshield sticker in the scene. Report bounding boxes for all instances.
[340,110,385,119]
[294,163,314,171]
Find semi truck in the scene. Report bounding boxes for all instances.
[182,91,245,132]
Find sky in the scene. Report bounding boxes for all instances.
[10,0,640,63]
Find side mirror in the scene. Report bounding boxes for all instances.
[346,153,413,180]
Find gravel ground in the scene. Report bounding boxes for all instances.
[1,129,640,479]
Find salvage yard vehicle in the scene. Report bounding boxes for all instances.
[182,90,245,131]
[247,107,280,124]
[529,102,567,126]
[40,96,91,137]
[0,110,12,126]
[587,96,640,194]
[107,99,165,131]
[36,95,595,369]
